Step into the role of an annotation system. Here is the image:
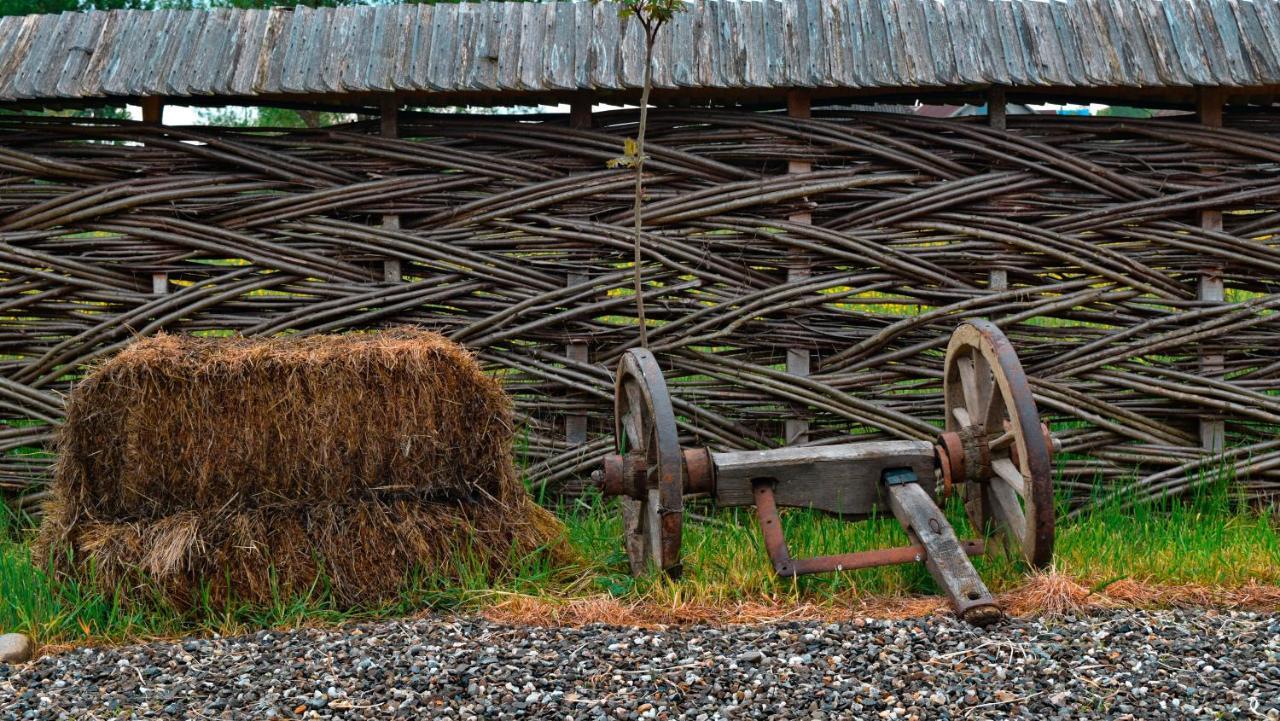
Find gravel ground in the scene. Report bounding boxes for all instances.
[3,610,1278,720]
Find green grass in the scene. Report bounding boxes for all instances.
[2,470,1277,649]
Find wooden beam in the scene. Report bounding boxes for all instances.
[1197,87,1226,454]
[785,89,812,446]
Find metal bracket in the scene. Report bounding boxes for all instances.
[752,479,984,580]
[882,467,918,487]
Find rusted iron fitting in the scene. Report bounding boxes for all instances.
[1009,422,1060,468]
[934,431,966,497]
[682,447,715,495]
[1043,423,1061,456]
[591,453,647,500]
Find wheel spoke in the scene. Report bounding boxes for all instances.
[646,488,663,568]
[622,382,645,449]
[957,354,982,425]
[989,430,1015,451]
[971,348,994,419]
[983,383,1008,432]
[952,405,972,426]
[988,478,1027,543]
[620,497,648,576]
[991,457,1027,496]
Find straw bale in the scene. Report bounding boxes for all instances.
[57,329,517,519]
[35,329,571,608]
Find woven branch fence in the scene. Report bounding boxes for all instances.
[1,109,1279,516]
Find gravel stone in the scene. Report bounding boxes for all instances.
[2,610,1278,719]
[0,634,32,664]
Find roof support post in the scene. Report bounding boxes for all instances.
[1197,87,1226,454]
[141,97,164,125]
[785,89,812,446]
[380,96,402,284]
[565,98,594,449]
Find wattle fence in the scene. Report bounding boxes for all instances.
[2,108,1279,513]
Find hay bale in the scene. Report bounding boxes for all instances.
[36,329,570,607]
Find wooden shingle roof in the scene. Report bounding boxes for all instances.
[1,0,1278,106]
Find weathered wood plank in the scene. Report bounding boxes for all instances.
[496,1,523,91]
[54,13,101,98]
[248,8,285,94]
[517,0,547,91]
[1255,0,1280,83]
[706,0,730,88]
[854,0,891,86]
[618,8,646,88]
[1235,0,1280,82]
[1047,0,1087,87]
[827,0,859,87]
[546,2,576,90]
[1132,0,1183,87]
[571,0,592,89]
[920,0,957,87]
[1189,0,1234,84]
[98,10,148,96]
[427,3,460,92]
[1209,0,1253,83]
[1020,0,1066,86]
[408,4,435,92]
[274,5,308,95]
[303,8,338,94]
[364,4,399,93]
[173,11,215,96]
[894,0,932,87]
[1161,0,1214,85]
[339,6,377,92]
[994,0,1033,86]
[878,0,910,86]
[389,4,421,91]
[695,0,716,88]
[0,17,31,99]
[13,14,66,99]
[712,441,937,516]
[317,6,355,94]
[764,0,788,87]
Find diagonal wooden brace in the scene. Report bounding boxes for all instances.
[884,471,1002,625]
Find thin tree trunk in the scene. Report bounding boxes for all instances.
[631,25,659,349]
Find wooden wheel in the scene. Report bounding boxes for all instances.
[614,349,685,578]
[944,320,1054,568]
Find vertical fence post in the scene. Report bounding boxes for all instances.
[1198,88,1226,453]
[987,87,1009,293]
[565,98,593,447]
[786,90,812,446]
[142,97,169,295]
[380,96,403,284]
